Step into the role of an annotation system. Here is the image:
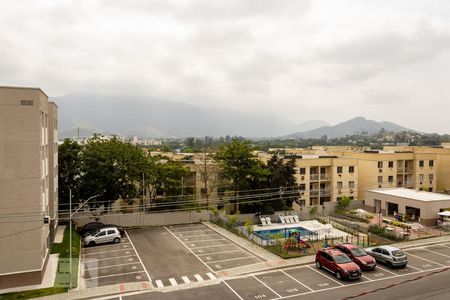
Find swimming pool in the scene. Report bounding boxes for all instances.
[253,227,316,240]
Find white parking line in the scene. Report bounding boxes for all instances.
[361,275,373,281]
[182,238,228,243]
[169,278,178,286]
[223,280,244,300]
[182,276,190,284]
[87,270,146,280]
[164,226,216,273]
[175,230,216,234]
[422,247,450,258]
[197,249,242,256]
[83,254,137,263]
[206,272,216,280]
[189,243,235,250]
[155,280,164,288]
[181,234,220,239]
[84,261,142,272]
[125,231,152,282]
[172,226,206,231]
[205,255,255,264]
[280,270,314,292]
[194,274,204,282]
[375,265,398,275]
[83,247,132,256]
[306,266,344,286]
[406,251,445,267]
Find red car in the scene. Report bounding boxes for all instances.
[335,243,376,270]
[315,248,361,280]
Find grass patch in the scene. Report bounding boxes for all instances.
[0,225,80,300]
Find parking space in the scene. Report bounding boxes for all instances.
[221,242,450,300]
[80,234,150,288]
[166,224,264,272]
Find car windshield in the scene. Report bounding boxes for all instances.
[334,254,352,264]
[350,248,367,257]
[392,250,405,257]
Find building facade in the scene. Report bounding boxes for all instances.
[0,86,58,288]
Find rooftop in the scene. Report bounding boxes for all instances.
[368,188,450,202]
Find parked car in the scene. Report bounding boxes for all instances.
[83,227,121,247]
[77,222,125,237]
[315,248,361,280]
[365,245,408,268]
[335,243,376,270]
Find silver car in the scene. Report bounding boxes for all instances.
[365,245,408,268]
[83,227,121,247]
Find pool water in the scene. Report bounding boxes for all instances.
[254,227,316,240]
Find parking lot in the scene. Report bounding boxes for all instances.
[80,233,150,288]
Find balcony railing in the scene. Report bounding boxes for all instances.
[310,174,319,181]
[320,174,331,181]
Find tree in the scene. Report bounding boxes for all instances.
[58,139,82,210]
[78,136,149,209]
[213,139,268,213]
[195,147,222,210]
[337,196,351,210]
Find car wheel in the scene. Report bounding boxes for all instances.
[316,261,321,269]
[113,237,120,244]
[335,271,342,280]
[88,241,96,247]
[386,261,393,268]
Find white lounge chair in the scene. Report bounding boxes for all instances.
[260,217,268,226]
[293,215,300,223]
[288,216,295,223]
[265,217,272,225]
[280,216,286,224]
[285,216,292,224]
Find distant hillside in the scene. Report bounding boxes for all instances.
[54,93,327,138]
[285,117,413,139]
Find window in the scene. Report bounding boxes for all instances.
[388,161,394,168]
[419,174,424,183]
[349,196,354,200]
[299,200,306,206]
[107,230,115,235]
[20,99,34,106]
[96,231,106,237]
[349,166,355,173]
[337,181,343,189]
[337,166,343,174]
[349,181,355,188]
[299,184,306,191]
[419,160,424,167]
[378,161,383,168]
[388,176,394,183]
[299,168,306,175]
[377,176,383,183]
[429,174,434,181]
[429,160,434,167]
[429,187,433,192]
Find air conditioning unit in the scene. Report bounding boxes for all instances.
[43,215,50,224]
[350,189,354,194]
[379,169,382,173]
[300,191,305,196]
[338,189,342,194]
[301,176,305,181]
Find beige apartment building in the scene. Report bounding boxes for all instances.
[0,86,58,289]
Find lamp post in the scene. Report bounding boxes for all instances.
[69,190,102,289]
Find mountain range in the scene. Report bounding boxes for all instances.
[54,94,415,139]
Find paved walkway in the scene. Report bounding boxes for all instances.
[54,225,66,243]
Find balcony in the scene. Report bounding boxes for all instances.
[310,174,319,181]
[319,189,331,197]
[320,174,331,181]
[310,190,319,197]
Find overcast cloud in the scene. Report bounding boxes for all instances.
[1,0,450,133]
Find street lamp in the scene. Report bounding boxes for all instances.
[69,189,102,289]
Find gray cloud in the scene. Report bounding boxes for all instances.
[0,0,449,134]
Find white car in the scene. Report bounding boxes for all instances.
[365,245,408,268]
[83,227,121,247]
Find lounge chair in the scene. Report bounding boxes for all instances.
[293,215,300,223]
[260,217,268,226]
[280,216,286,224]
[285,216,292,224]
[288,216,295,223]
[265,217,272,225]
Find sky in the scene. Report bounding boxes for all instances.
[1,0,450,134]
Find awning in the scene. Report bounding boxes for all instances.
[438,211,450,217]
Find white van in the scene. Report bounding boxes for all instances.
[83,227,121,247]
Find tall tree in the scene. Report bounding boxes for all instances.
[79,136,148,208]
[213,139,268,213]
[58,139,82,210]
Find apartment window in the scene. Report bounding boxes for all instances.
[349,166,355,173]
[20,99,34,106]
[429,174,434,181]
[299,184,306,191]
[388,176,394,183]
[378,161,383,168]
[299,168,306,175]
[337,181,343,189]
[419,160,424,167]
[299,200,306,207]
[377,176,383,183]
[388,161,394,168]
[349,181,355,188]
[429,160,434,167]
[419,174,424,183]
[429,187,433,192]
[349,196,354,200]
[337,166,343,174]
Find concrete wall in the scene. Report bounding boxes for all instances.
[74,210,211,227]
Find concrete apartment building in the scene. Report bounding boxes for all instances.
[259,153,358,209]
[0,86,58,289]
